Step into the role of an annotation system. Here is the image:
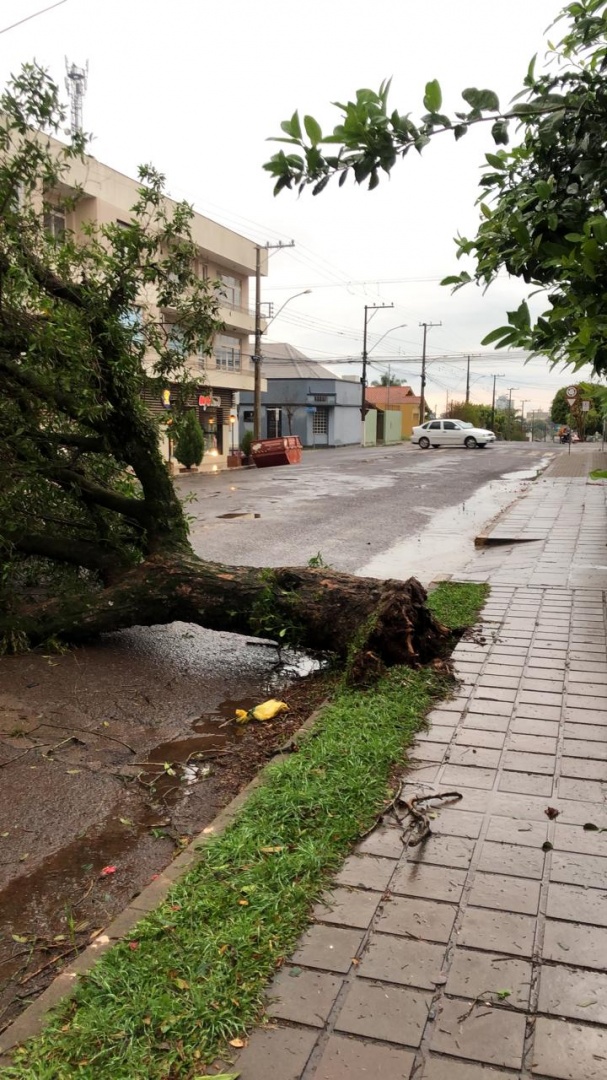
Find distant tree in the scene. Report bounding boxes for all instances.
[550,383,605,438]
[371,374,405,387]
[174,410,204,469]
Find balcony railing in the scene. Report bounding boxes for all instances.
[196,355,243,373]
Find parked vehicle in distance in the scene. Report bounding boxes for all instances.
[411,419,497,449]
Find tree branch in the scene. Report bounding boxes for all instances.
[45,466,148,522]
[7,531,120,574]
[0,355,101,429]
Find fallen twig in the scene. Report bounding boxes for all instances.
[457,990,500,1023]
[360,788,463,847]
[19,946,79,986]
[35,721,137,755]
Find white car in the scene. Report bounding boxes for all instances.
[412,419,496,449]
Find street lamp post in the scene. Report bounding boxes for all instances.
[253,289,311,440]
[359,308,410,445]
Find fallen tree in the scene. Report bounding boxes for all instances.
[0,65,447,674]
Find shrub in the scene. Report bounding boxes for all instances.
[175,409,205,469]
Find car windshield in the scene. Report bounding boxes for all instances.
[453,421,473,428]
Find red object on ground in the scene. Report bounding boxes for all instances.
[251,436,302,468]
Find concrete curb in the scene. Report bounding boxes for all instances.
[0,703,328,1060]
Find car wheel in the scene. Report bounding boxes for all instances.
[477,443,486,449]
[464,436,477,449]
[418,436,430,449]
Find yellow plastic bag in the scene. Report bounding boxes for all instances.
[234,699,290,724]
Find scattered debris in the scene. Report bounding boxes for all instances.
[457,987,511,1022]
[234,699,290,724]
[544,806,560,820]
[361,785,463,847]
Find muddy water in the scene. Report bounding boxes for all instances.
[0,623,319,1024]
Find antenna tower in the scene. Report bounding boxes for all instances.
[65,58,88,135]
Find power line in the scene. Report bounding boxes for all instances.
[0,0,68,35]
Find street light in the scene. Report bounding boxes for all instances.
[253,290,312,439]
[265,289,312,329]
[360,320,407,446]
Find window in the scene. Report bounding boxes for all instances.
[242,410,254,422]
[43,207,65,240]
[215,333,241,371]
[428,421,441,430]
[443,421,457,430]
[119,308,144,344]
[313,393,328,403]
[313,407,329,435]
[218,274,242,308]
[166,322,188,357]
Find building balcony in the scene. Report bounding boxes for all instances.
[216,299,266,335]
[189,356,264,394]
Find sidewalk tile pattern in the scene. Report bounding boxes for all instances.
[234,472,607,1080]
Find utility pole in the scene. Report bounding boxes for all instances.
[508,387,518,441]
[531,410,535,442]
[253,240,295,439]
[465,355,471,404]
[520,399,529,441]
[361,302,393,445]
[490,374,504,431]
[419,321,441,426]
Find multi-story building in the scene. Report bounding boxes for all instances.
[44,143,267,470]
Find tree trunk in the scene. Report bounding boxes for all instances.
[14,549,449,679]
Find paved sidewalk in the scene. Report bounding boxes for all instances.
[232,451,607,1080]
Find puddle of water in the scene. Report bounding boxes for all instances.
[500,456,552,482]
[139,725,228,800]
[501,469,539,481]
[357,477,530,585]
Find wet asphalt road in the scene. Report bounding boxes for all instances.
[179,441,558,575]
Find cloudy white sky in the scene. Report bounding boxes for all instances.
[0,0,596,413]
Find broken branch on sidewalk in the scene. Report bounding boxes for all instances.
[361,786,463,847]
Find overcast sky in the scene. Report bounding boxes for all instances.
[1,0,595,413]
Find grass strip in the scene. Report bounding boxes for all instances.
[427,580,489,630]
[6,582,487,1080]
[589,468,607,480]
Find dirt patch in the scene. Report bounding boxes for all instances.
[0,624,330,1032]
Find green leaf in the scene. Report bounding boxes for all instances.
[479,203,492,219]
[481,326,515,345]
[485,152,507,170]
[423,79,442,113]
[280,111,302,140]
[507,300,531,331]
[535,180,552,200]
[462,87,500,112]
[491,119,509,145]
[303,114,322,146]
[453,124,468,140]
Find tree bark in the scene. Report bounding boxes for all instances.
[13,549,449,678]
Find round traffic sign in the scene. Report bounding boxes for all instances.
[566,385,578,399]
